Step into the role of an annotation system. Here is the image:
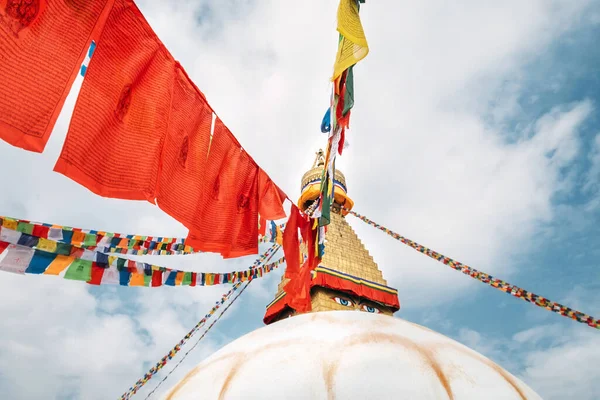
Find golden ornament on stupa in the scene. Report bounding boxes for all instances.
[264,149,400,324]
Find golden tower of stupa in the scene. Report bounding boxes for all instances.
[263,150,400,324]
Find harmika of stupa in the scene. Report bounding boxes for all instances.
[164,151,542,400]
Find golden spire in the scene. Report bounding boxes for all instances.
[264,150,399,324]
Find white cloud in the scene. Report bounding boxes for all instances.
[0,0,598,398]
[517,323,600,400]
[454,322,600,400]
[583,134,600,195]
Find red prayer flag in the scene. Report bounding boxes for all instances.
[0,0,114,152]
[54,0,175,202]
[32,224,49,239]
[282,205,310,279]
[0,241,9,255]
[258,169,287,221]
[282,205,320,313]
[156,64,212,227]
[151,269,162,287]
[185,118,259,258]
[87,262,105,285]
[284,259,315,313]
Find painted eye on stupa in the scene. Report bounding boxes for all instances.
[332,296,354,307]
[362,305,381,314]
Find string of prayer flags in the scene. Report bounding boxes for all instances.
[52,0,288,259]
[345,208,600,331]
[1,215,285,256]
[316,0,370,229]
[260,222,285,244]
[54,0,176,202]
[0,230,284,287]
[0,216,197,256]
[1,0,289,260]
[0,0,114,152]
[122,283,246,399]
[120,244,281,399]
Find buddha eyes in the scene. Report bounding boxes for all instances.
[331,297,382,313]
[333,296,354,307]
[362,305,381,314]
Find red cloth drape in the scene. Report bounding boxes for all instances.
[54,0,175,202]
[0,0,114,152]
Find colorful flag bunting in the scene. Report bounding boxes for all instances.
[0,216,197,256]
[345,208,600,331]
[119,243,280,399]
[0,233,284,288]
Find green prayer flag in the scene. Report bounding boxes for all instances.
[182,272,192,286]
[83,233,96,247]
[343,66,354,116]
[116,258,127,270]
[56,242,71,256]
[319,170,333,227]
[64,259,92,281]
[17,222,33,234]
[143,273,152,286]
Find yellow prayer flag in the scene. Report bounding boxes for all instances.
[2,219,17,230]
[36,238,58,253]
[332,0,369,81]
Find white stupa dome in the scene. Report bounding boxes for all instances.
[164,311,541,399]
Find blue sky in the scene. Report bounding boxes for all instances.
[0,1,599,399]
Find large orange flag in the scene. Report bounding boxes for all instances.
[0,0,114,152]
[54,0,175,202]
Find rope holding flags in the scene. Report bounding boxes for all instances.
[143,281,253,399]
[120,244,281,399]
[345,208,600,331]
